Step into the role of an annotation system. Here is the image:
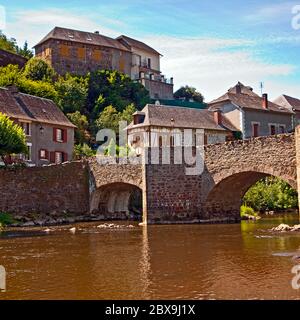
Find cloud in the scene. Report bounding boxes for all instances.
[144,36,297,101]
[244,1,297,24]
[4,8,123,47]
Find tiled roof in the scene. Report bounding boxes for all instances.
[209,82,293,114]
[0,48,28,68]
[283,94,300,111]
[34,27,130,52]
[0,87,76,127]
[116,35,161,55]
[127,104,238,131]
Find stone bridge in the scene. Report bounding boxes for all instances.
[0,130,299,224]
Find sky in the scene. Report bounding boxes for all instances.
[0,0,300,101]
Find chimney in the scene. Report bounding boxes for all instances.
[262,93,268,109]
[94,31,100,34]
[214,110,222,126]
[235,83,242,94]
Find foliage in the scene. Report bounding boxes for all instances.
[73,143,95,159]
[88,69,150,117]
[174,85,204,103]
[67,111,90,144]
[104,139,136,158]
[240,205,257,217]
[16,41,34,59]
[0,113,28,164]
[0,31,33,59]
[95,104,136,133]
[243,177,298,212]
[23,57,56,82]
[0,212,15,226]
[55,74,88,113]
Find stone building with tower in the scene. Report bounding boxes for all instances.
[34,27,173,100]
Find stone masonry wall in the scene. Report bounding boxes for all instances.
[0,161,89,217]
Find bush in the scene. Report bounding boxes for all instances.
[0,212,15,226]
[240,205,256,217]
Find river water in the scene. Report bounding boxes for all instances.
[1,215,300,300]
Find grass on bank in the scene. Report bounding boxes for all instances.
[0,212,15,230]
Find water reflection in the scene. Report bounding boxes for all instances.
[1,216,300,299]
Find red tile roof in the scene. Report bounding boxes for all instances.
[0,87,76,127]
[127,104,238,131]
[209,82,293,114]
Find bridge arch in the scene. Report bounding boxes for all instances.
[90,182,143,221]
[203,169,297,221]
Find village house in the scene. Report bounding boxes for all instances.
[273,94,300,128]
[127,104,238,153]
[0,86,75,166]
[208,82,294,139]
[34,27,173,100]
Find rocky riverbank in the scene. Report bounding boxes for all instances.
[271,223,300,232]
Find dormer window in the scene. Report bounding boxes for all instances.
[133,112,145,125]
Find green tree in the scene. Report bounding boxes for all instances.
[243,177,298,212]
[96,105,120,132]
[88,69,150,117]
[0,64,21,86]
[0,113,27,165]
[55,74,88,113]
[23,57,56,82]
[74,143,94,159]
[67,111,90,144]
[16,41,34,59]
[0,31,17,53]
[120,103,136,124]
[174,85,204,103]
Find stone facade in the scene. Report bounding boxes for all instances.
[0,133,298,224]
[35,39,132,76]
[0,161,89,217]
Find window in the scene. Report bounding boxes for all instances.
[56,129,63,142]
[60,44,70,57]
[252,123,260,137]
[53,128,67,143]
[269,124,276,135]
[20,122,31,136]
[55,152,63,164]
[22,143,32,161]
[279,125,286,133]
[39,149,48,160]
[147,58,151,69]
[77,47,86,59]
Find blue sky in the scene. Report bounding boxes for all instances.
[0,0,300,100]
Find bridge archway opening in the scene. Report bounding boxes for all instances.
[204,171,297,220]
[90,182,143,221]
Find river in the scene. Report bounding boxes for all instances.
[1,214,300,300]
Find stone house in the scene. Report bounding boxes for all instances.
[0,48,28,68]
[208,82,294,139]
[0,86,75,166]
[126,104,238,152]
[273,94,300,128]
[34,27,173,100]
[117,35,174,100]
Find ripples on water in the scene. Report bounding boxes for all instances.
[1,215,300,300]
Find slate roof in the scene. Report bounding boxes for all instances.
[127,104,238,131]
[274,94,300,112]
[34,27,130,52]
[208,82,293,114]
[116,35,161,55]
[0,87,76,127]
